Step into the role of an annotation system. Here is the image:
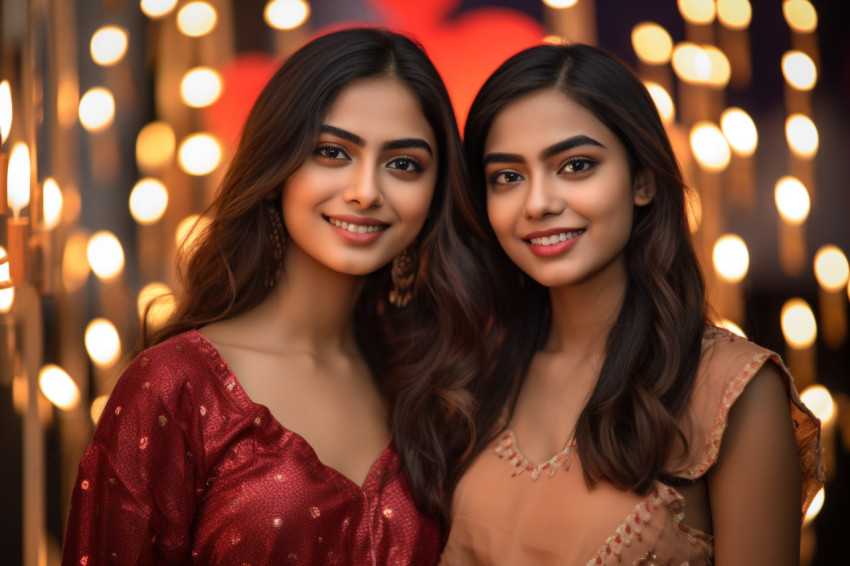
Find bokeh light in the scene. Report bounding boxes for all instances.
[782,50,817,90]
[90,26,128,66]
[136,121,176,172]
[129,179,169,225]
[87,231,125,280]
[774,176,810,225]
[814,246,849,291]
[85,318,122,368]
[785,114,818,158]
[542,0,580,8]
[176,214,211,250]
[678,0,715,24]
[644,81,675,124]
[690,122,731,171]
[784,0,818,33]
[7,142,31,216]
[178,133,222,175]
[717,0,751,29]
[42,178,64,230]
[140,0,178,19]
[632,23,673,64]
[0,80,11,143]
[177,2,217,37]
[39,365,80,410]
[720,108,758,156]
[716,319,746,338]
[79,88,115,132]
[264,0,311,30]
[138,282,176,328]
[90,394,109,425]
[180,67,223,108]
[0,247,13,313]
[713,234,749,283]
[781,298,817,348]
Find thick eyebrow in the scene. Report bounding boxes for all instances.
[382,138,433,156]
[320,125,365,146]
[483,135,607,166]
[320,125,433,156]
[539,135,606,160]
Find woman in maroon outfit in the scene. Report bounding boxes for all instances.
[62,28,482,565]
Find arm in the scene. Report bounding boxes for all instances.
[706,362,802,565]
[61,351,201,565]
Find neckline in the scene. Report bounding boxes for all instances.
[189,329,395,491]
[494,427,576,481]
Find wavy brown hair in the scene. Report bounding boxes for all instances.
[461,44,707,494]
[146,28,486,531]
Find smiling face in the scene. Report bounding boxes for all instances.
[282,77,438,276]
[484,88,653,290]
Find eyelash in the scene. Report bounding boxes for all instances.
[559,156,596,174]
[315,144,424,174]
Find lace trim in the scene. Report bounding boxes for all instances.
[585,484,712,566]
[494,428,576,481]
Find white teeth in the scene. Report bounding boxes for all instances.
[327,217,384,233]
[529,230,584,246]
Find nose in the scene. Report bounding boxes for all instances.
[343,163,383,209]
[523,174,565,219]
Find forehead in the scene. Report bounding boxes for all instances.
[323,78,436,144]
[484,88,617,154]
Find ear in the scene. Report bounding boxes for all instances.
[633,170,656,206]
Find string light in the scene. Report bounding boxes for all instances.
[720,108,758,157]
[781,298,817,348]
[85,318,121,368]
[78,88,115,132]
[178,133,222,176]
[42,178,63,230]
[38,365,80,410]
[177,2,217,37]
[690,122,731,171]
[783,0,818,33]
[86,231,125,281]
[90,26,128,66]
[814,246,849,292]
[264,0,311,30]
[774,176,810,225]
[785,114,819,158]
[180,67,223,108]
[632,23,673,64]
[129,179,169,225]
[782,51,817,90]
[713,234,749,283]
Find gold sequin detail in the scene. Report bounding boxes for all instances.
[114,406,121,415]
[139,436,149,450]
[200,405,207,416]
[158,415,167,426]
[383,508,393,518]
[140,357,149,367]
[253,417,261,426]
[288,554,298,562]
[310,506,321,518]
[226,380,236,391]
[81,480,90,490]
[273,517,282,528]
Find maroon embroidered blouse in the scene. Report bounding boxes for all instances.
[62,330,440,565]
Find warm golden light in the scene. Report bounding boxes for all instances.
[542,0,579,7]
[774,176,810,225]
[129,179,169,225]
[87,231,125,280]
[814,246,849,291]
[678,0,715,24]
[685,188,702,234]
[79,87,115,132]
[717,319,746,338]
[644,82,675,124]
[264,0,311,30]
[782,51,817,90]
[90,394,109,425]
[672,43,711,84]
[781,298,817,348]
[141,0,178,18]
[784,0,818,33]
[703,46,731,87]
[0,247,13,313]
[178,133,222,176]
[180,67,223,108]
[42,178,64,230]
[632,23,673,64]
[176,214,210,250]
[177,2,217,37]
[804,487,825,525]
[85,318,121,368]
[785,114,818,158]
[138,282,176,327]
[717,0,752,29]
[713,234,749,283]
[801,385,835,423]
[136,121,176,172]
[90,26,128,66]
[7,142,31,217]
[0,80,11,143]
[62,231,91,292]
[720,108,758,156]
[690,122,731,171]
[39,365,80,410]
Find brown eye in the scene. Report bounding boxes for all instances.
[315,144,350,161]
[387,156,424,174]
[560,157,596,175]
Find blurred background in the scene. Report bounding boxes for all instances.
[0,0,847,564]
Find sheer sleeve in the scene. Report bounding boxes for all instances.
[61,344,204,565]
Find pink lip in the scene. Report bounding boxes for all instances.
[521,227,585,258]
[324,214,390,245]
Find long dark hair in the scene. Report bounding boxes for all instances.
[462,43,707,494]
[147,28,486,530]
